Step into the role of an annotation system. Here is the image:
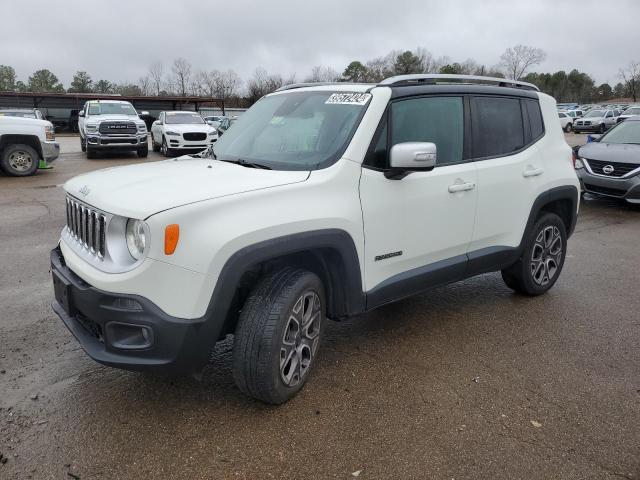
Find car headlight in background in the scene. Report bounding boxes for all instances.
[45,125,55,141]
[574,157,584,170]
[208,130,217,136]
[125,219,147,260]
[86,124,98,133]
[165,131,180,136]
[137,124,147,133]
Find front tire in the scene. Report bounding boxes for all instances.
[0,144,39,176]
[232,268,325,404]
[137,145,149,158]
[161,137,172,157]
[86,146,98,159]
[501,213,567,296]
[80,135,86,152]
[565,122,572,133]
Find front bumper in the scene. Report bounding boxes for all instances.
[86,133,148,149]
[167,135,217,151]
[576,168,640,203]
[50,246,212,372]
[42,141,60,163]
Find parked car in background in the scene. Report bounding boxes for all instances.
[78,100,149,159]
[563,109,584,121]
[203,115,225,128]
[216,116,235,136]
[573,109,618,133]
[575,117,640,203]
[0,108,45,120]
[51,74,579,404]
[558,111,573,132]
[616,106,640,123]
[0,115,59,176]
[150,111,218,157]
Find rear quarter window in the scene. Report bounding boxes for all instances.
[524,99,544,140]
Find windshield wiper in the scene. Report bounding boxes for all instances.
[220,158,271,170]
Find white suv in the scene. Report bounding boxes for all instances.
[51,75,580,404]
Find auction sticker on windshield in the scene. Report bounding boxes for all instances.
[325,93,372,105]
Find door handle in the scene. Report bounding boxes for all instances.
[523,167,544,177]
[448,182,475,193]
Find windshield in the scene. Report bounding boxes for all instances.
[165,112,205,124]
[88,103,137,116]
[211,91,371,170]
[600,121,640,144]
[623,108,640,116]
[0,111,36,118]
[585,110,604,118]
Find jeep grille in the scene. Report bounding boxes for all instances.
[65,196,106,257]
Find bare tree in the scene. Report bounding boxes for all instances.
[148,61,164,95]
[619,61,640,102]
[138,75,152,96]
[304,65,340,83]
[500,45,546,80]
[214,70,242,100]
[170,58,192,96]
[246,68,291,104]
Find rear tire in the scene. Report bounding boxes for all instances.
[501,212,567,296]
[232,267,325,404]
[0,144,39,176]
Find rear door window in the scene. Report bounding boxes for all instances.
[471,96,525,158]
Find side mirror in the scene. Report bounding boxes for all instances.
[78,111,85,117]
[386,142,437,179]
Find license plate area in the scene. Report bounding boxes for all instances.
[53,269,76,317]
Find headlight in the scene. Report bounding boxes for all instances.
[45,125,55,141]
[86,124,98,133]
[125,219,147,260]
[137,124,147,132]
[165,131,180,136]
[574,158,584,170]
[208,131,218,136]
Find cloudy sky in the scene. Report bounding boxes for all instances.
[2,0,639,89]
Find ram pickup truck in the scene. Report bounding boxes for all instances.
[78,100,149,159]
[0,116,59,176]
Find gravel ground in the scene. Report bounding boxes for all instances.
[0,134,638,479]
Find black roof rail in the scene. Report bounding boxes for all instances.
[378,74,539,91]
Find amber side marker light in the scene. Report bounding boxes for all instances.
[164,224,180,255]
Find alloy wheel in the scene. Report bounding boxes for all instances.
[279,291,322,387]
[530,225,563,286]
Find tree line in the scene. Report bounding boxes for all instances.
[0,45,638,104]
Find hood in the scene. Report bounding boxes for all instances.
[578,142,640,164]
[0,116,52,128]
[64,157,310,218]
[164,123,216,133]
[86,114,145,125]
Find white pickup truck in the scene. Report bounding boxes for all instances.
[0,115,59,176]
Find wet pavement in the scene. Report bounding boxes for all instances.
[0,136,639,479]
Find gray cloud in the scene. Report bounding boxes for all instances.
[1,0,639,87]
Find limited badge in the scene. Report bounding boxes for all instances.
[325,93,372,105]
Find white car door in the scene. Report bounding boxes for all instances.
[359,95,477,306]
[468,96,545,254]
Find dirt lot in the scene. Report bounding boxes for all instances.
[0,135,639,479]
